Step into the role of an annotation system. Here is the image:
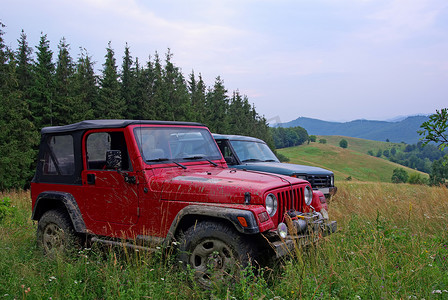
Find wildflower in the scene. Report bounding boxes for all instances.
[25,287,30,294]
[49,276,57,282]
[432,290,442,294]
[161,278,165,281]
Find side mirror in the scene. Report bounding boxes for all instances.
[225,156,237,165]
[106,150,122,170]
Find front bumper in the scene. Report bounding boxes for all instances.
[265,211,337,258]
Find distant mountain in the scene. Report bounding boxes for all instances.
[277,115,429,144]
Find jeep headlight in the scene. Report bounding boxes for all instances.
[330,175,334,187]
[265,193,277,217]
[304,186,312,206]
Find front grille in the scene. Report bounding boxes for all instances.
[275,186,304,222]
[306,175,332,188]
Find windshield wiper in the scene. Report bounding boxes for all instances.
[146,157,170,162]
[264,159,277,162]
[146,158,187,169]
[242,158,262,162]
[183,156,218,167]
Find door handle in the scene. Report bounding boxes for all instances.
[123,173,136,184]
[87,173,96,185]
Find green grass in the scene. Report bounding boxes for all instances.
[317,135,406,155]
[278,140,426,183]
[1,186,448,299]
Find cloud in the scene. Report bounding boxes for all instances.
[360,0,447,43]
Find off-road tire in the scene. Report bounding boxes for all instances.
[36,208,81,258]
[178,221,255,289]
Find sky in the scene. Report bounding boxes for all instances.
[2,0,448,123]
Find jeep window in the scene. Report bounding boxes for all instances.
[134,127,222,163]
[86,132,131,170]
[42,135,75,175]
[230,140,279,163]
[215,140,238,165]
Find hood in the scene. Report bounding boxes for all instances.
[233,162,333,177]
[149,166,304,204]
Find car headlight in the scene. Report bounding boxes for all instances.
[294,174,307,180]
[330,175,334,187]
[304,186,312,206]
[265,193,278,217]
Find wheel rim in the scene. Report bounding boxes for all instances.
[190,238,236,287]
[42,223,65,254]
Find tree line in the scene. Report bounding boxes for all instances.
[0,22,272,191]
[270,126,309,149]
[367,142,446,174]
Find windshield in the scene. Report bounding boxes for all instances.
[134,127,222,164]
[229,140,279,163]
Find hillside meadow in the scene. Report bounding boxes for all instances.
[1,183,447,299]
[316,135,406,155]
[278,140,426,183]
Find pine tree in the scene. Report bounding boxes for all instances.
[188,71,207,124]
[133,57,154,120]
[95,42,125,119]
[150,52,166,120]
[162,50,191,121]
[15,30,34,96]
[205,76,229,133]
[29,33,55,129]
[53,37,75,125]
[70,48,96,122]
[228,90,247,134]
[0,22,38,190]
[120,43,137,119]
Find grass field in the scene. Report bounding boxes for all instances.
[316,135,406,155]
[277,139,426,183]
[1,184,447,299]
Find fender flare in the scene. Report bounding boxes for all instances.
[32,191,87,233]
[166,205,260,242]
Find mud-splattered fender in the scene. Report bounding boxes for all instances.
[32,191,87,233]
[165,204,264,243]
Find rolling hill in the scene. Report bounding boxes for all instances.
[277,115,429,144]
[277,136,428,183]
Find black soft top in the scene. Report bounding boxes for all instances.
[42,120,205,134]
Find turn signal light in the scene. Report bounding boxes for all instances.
[258,211,269,223]
[237,216,248,227]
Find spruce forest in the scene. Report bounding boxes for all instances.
[0,22,273,191]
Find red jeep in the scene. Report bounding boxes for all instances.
[31,120,336,286]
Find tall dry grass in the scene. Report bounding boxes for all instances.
[331,182,448,234]
[277,182,448,299]
[1,184,447,299]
